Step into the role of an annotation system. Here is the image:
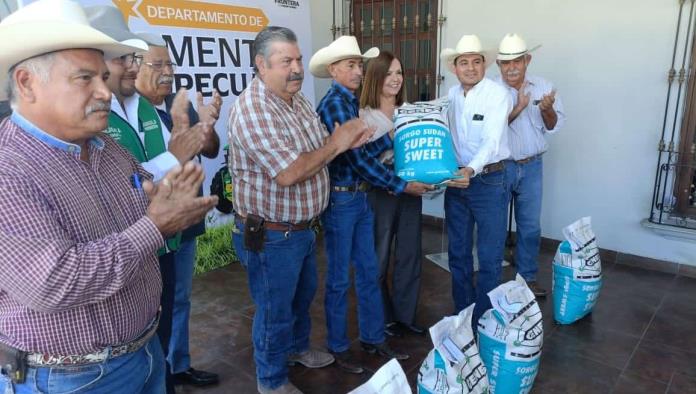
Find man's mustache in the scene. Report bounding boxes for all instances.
[85,100,111,115]
[288,73,304,82]
[158,76,174,85]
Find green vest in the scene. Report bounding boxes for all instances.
[105,96,181,254]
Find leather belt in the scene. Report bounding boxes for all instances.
[26,312,160,367]
[235,213,316,232]
[480,160,505,175]
[515,153,543,165]
[331,181,372,193]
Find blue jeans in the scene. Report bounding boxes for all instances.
[445,169,509,324]
[232,223,317,390]
[506,157,543,282]
[321,190,385,352]
[168,239,196,374]
[0,336,165,394]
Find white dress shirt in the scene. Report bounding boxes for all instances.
[447,77,512,176]
[493,74,566,160]
[110,94,178,181]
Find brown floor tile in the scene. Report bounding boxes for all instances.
[625,339,696,384]
[613,371,669,394]
[668,372,696,393]
[551,323,640,370]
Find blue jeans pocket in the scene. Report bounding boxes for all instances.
[478,170,504,186]
[44,364,104,394]
[330,191,357,207]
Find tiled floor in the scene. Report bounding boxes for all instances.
[179,223,696,394]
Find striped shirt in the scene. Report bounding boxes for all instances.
[317,81,407,194]
[0,112,164,355]
[227,78,330,222]
[493,74,566,160]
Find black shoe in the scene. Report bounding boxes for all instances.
[397,322,426,336]
[172,367,219,386]
[526,281,548,298]
[384,322,403,338]
[361,341,409,360]
[330,350,364,374]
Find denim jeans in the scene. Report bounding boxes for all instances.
[168,239,196,374]
[506,157,543,282]
[157,253,176,394]
[445,169,509,324]
[0,336,165,394]
[321,190,385,352]
[232,223,317,390]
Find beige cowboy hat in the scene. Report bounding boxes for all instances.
[309,35,379,78]
[497,33,541,61]
[440,34,496,73]
[85,5,148,57]
[0,0,144,101]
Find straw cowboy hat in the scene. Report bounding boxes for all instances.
[0,0,144,101]
[309,35,379,78]
[440,34,496,73]
[85,5,148,56]
[497,33,541,61]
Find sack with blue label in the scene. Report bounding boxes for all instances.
[393,99,460,184]
[478,275,543,394]
[417,304,489,394]
[552,216,602,324]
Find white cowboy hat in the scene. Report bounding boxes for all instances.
[0,0,144,101]
[440,34,496,73]
[134,32,168,48]
[85,5,149,58]
[309,36,379,78]
[497,33,541,61]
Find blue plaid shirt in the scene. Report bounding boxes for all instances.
[316,81,407,194]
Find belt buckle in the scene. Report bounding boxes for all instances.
[358,182,370,192]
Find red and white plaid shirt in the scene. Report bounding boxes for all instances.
[227,78,330,222]
[0,115,163,355]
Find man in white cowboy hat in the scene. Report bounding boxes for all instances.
[311,35,418,374]
[0,0,217,392]
[495,33,566,297]
[86,8,216,393]
[228,26,372,394]
[440,34,513,325]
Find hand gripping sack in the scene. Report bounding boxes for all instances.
[478,275,543,394]
[417,305,489,394]
[552,216,602,324]
[393,99,459,184]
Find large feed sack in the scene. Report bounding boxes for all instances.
[552,216,602,324]
[478,275,543,394]
[417,304,489,394]
[393,100,459,184]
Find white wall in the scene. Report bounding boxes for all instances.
[437,0,696,265]
[309,0,340,104]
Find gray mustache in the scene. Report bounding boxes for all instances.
[158,76,174,84]
[288,73,304,82]
[85,101,111,115]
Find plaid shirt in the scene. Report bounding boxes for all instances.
[316,81,407,194]
[228,78,330,222]
[0,113,163,355]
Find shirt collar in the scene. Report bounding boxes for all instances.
[330,81,359,104]
[11,111,104,155]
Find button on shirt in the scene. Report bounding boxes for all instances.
[493,74,566,160]
[316,81,407,194]
[110,94,178,182]
[0,112,164,355]
[447,77,513,175]
[228,78,330,222]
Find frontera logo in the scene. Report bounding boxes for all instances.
[275,0,299,9]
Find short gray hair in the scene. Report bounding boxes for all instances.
[7,52,56,107]
[252,26,297,72]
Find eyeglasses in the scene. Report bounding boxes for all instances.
[143,61,177,71]
[117,53,143,68]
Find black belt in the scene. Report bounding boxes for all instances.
[462,161,506,175]
[515,153,543,165]
[331,181,372,192]
[235,213,317,232]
